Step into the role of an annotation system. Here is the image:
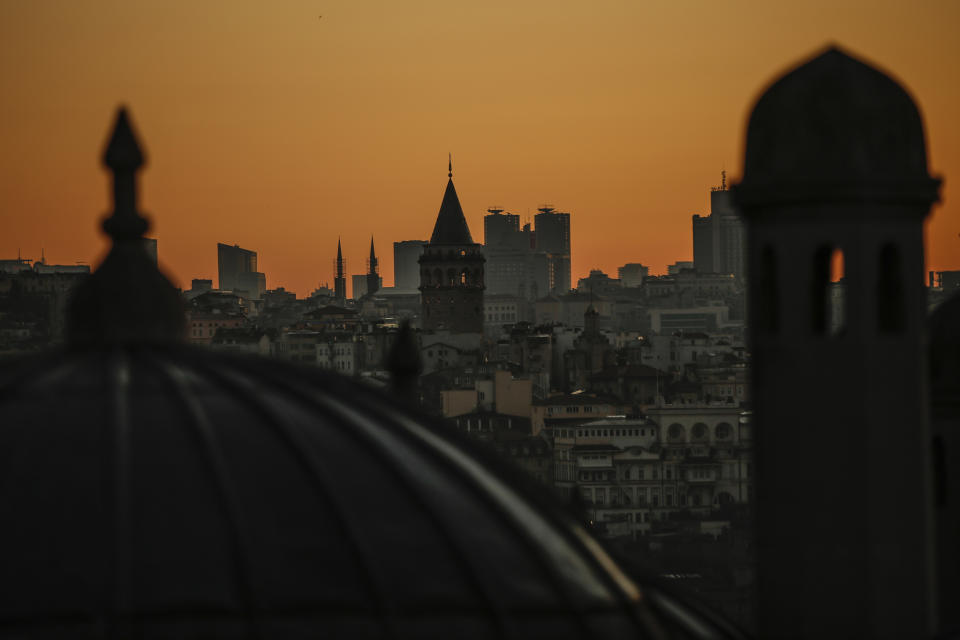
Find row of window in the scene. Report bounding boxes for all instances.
[547,405,611,415]
[578,462,748,482]
[583,487,733,508]
[757,243,906,335]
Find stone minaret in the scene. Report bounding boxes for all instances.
[366,235,380,297]
[334,237,346,303]
[734,47,941,638]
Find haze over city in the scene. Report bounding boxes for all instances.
[1,0,958,295]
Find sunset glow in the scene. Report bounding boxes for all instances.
[1,0,958,295]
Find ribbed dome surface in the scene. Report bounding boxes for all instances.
[0,347,657,639]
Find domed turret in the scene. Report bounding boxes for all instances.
[738,47,939,208]
[734,46,940,638]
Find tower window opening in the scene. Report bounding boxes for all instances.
[877,244,905,333]
[812,246,845,336]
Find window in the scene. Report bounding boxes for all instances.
[715,422,732,440]
[878,243,905,332]
[812,245,845,336]
[668,423,685,442]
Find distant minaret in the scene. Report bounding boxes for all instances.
[334,237,347,303]
[366,235,380,296]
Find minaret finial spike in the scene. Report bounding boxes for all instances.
[102,107,149,242]
[448,152,452,178]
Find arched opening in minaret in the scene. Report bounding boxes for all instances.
[877,243,905,333]
[812,246,845,336]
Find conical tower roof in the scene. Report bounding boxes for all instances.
[429,157,474,245]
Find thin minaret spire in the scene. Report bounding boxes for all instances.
[448,153,452,178]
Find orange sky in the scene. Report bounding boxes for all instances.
[1,0,958,296]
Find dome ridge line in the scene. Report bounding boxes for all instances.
[184,357,399,633]
[147,355,263,635]
[213,356,516,634]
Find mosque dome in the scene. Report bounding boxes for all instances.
[735,46,940,209]
[0,110,742,639]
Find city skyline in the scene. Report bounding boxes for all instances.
[1,1,958,296]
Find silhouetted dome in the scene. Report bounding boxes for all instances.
[0,349,657,638]
[0,110,742,639]
[736,46,940,208]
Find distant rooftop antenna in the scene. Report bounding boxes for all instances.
[721,169,727,190]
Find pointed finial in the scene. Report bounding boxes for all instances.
[369,234,376,258]
[448,153,452,178]
[337,236,343,259]
[102,107,149,241]
[104,108,145,171]
[66,107,184,347]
